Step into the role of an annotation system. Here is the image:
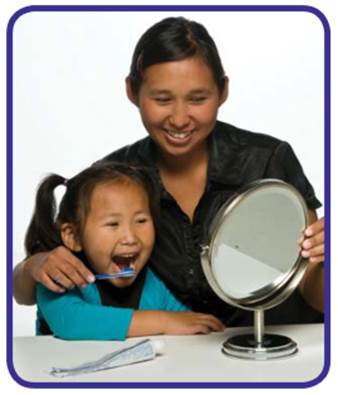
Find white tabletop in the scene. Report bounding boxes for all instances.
[12,323,325,384]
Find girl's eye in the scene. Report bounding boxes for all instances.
[107,222,118,227]
[136,215,151,225]
[136,217,149,224]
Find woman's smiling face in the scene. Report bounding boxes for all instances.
[128,56,227,159]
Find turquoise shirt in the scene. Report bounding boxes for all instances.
[36,268,189,341]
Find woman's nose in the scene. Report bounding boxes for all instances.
[169,102,191,130]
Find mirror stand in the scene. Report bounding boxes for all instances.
[222,310,298,360]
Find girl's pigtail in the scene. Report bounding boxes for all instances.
[24,174,66,255]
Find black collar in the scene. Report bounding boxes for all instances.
[206,121,244,187]
[136,121,245,190]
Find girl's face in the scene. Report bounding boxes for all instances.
[75,180,155,288]
[128,56,227,160]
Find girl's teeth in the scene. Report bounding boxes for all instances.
[113,254,137,267]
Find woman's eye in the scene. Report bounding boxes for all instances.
[190,96,207,103]
[154,97,171,104]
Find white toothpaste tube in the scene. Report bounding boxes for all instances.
[49,339,165,377]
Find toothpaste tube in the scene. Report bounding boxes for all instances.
[49,339,165,377]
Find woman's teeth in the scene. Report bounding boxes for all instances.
[166,130,192,139]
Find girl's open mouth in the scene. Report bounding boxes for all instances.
[112,253,139,272]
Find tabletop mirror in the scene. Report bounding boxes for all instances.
[201,179,308,360]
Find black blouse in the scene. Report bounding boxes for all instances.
[101,121,323,326]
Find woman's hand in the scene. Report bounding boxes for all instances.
[25,246,95,293]
[301,215,324,264]
[298,212,325,313]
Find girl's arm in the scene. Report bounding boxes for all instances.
[128,310,224,337]
[127,269,225,336]
[37,284,133,340]
[37,279,224,340]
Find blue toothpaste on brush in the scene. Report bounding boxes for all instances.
[95,267,136,280]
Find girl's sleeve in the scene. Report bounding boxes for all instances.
[140,270,191,312]
[265,141,322,210]
[162,286,191,312]
[36,284,133,341]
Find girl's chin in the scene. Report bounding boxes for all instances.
[109,277,135,288]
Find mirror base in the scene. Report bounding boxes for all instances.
[222,333,297,360]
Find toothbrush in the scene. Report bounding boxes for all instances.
[95,267,136,280]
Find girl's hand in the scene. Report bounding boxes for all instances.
[161,311,225,335]
[128,311,224,337]
[25,247,95,293]
[301,216,325,264]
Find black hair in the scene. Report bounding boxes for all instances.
[128,16,226,95]
[24,162,160,255]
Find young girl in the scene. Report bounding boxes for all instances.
[25,161,224,340]
[15,16,324,324]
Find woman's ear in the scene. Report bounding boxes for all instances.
[60,223,82,252]
[219,76,229,106]
[125,77,138,106]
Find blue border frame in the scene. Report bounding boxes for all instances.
[6,4,331,389]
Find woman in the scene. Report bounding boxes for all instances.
[14,17,324,325]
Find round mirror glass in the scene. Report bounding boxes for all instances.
[210,180,307,306]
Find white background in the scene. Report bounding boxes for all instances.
[12,8,325,336]
[0,0,336,394]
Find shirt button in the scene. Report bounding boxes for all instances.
[188,269,194,275]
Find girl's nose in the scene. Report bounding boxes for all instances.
[119,227,138,246]
[169,102,191,130]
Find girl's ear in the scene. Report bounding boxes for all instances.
[219,76,229,106]
[60,223,82,252]
[125,77,138,106]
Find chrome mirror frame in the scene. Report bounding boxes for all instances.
[201,179,309,360]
